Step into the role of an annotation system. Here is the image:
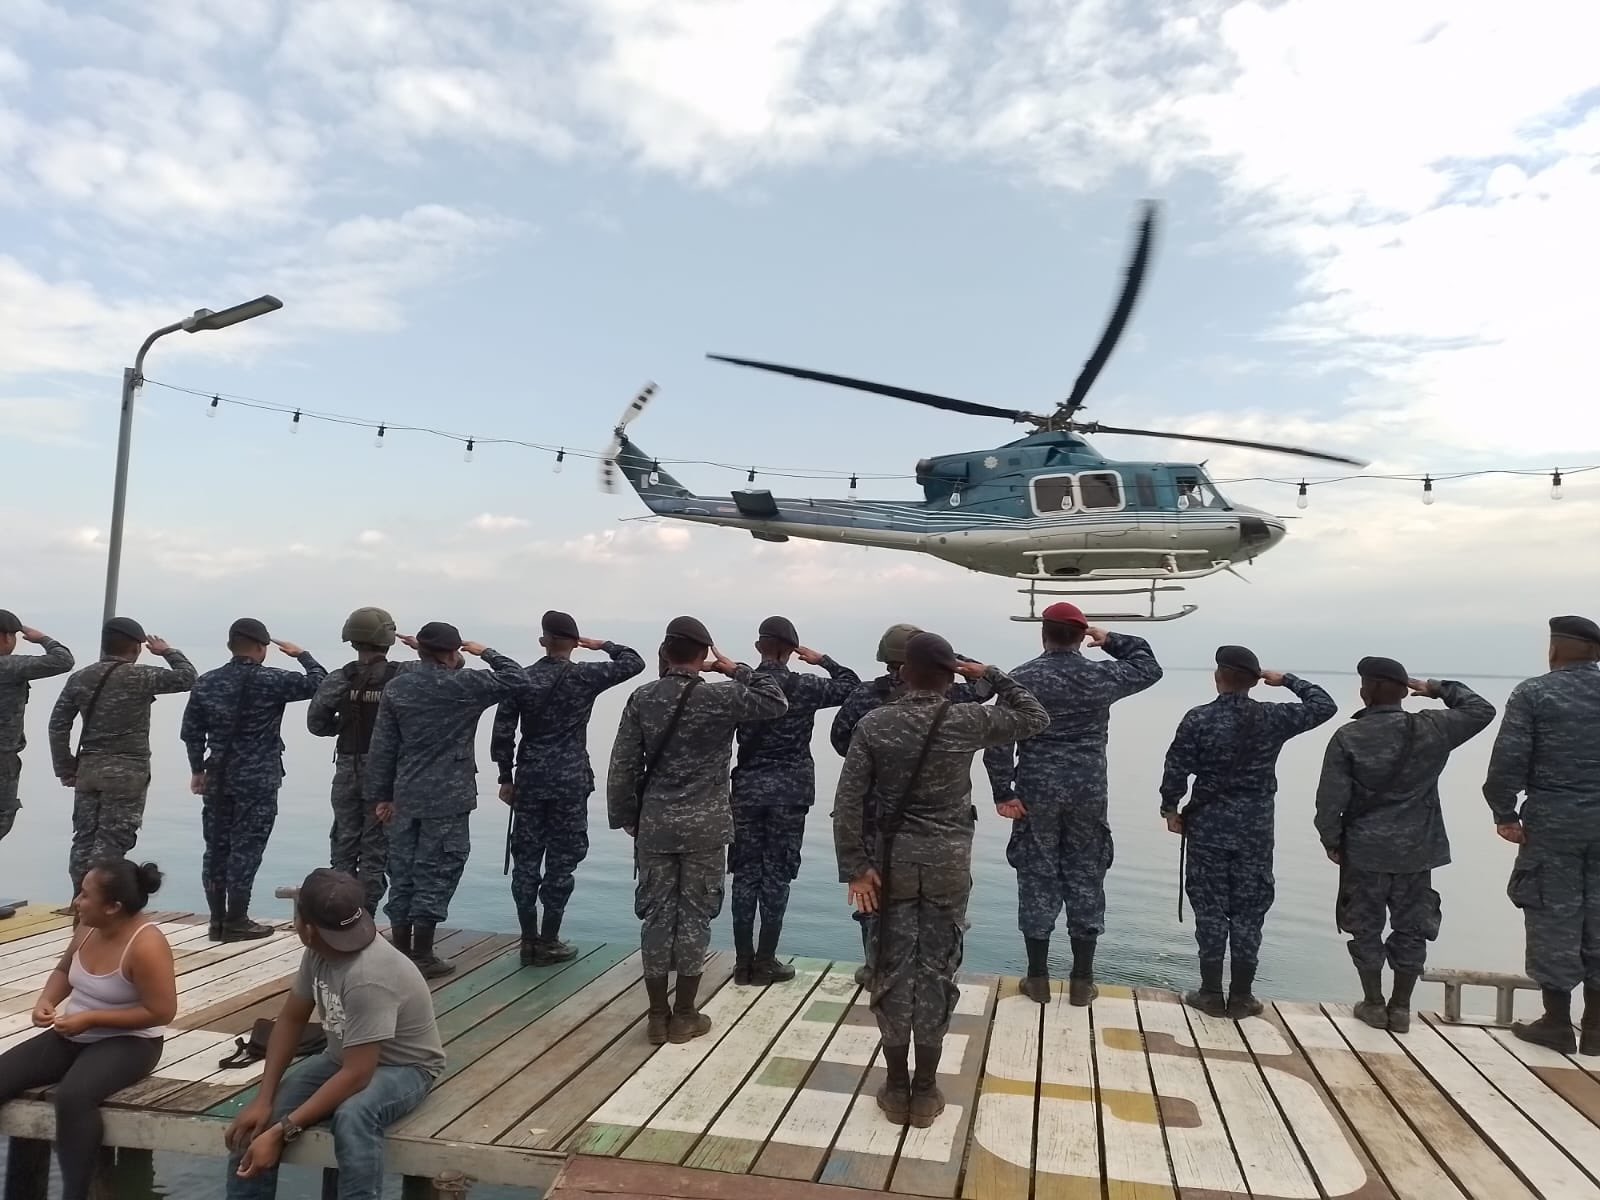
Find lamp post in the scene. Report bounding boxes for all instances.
[102,296,283,624]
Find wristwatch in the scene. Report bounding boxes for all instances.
[279,1117,303,1143]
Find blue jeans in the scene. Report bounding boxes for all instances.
[225,1053,435,1200]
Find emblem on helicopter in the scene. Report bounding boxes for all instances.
[599,202,1366,621]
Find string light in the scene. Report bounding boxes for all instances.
[553,448,565,474]
[1422,475,1434,505]
[464,438,475,464]
[374,424,386,450]
[649,459,661,486]
[849,473,859,500]
[1296,480,1308,510]
[747,467,757,484]
[291,409,301,434]
[206,395,219,419]
[1552,469,1564,500]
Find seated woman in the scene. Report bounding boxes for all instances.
[0,859,176,1200]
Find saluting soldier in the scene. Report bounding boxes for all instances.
[1484,615,1600,1055]
[367,623,528,978]
[491,610,644,966]
[1315,656,1494,1032]
[48,618,194,897]
[0,609,74,842]
[183,619,326,941]
[730,616,859,985]
[607,617,788,1046]
[1160,646,1336,1017]
[984,602,1163,1005]
[835,632,1047,1128]
[306,607,411,915]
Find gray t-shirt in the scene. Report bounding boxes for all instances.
[292,937,446,1077]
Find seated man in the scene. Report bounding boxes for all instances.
[224,868,445,1199]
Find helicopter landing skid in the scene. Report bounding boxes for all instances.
[1010,553,1231,623]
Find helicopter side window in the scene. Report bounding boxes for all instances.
[1134,471,1157,508]
[1176,475,1222,509]
[1076,472,1124,511]
[1031,475,1075,514]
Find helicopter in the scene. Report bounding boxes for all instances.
[600,201,1367,622]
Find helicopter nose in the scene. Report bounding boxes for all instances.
[1238,513,1288,554]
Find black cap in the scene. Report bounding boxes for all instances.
[904,631,960,672]
[665,615,714,647]
[758,616,800,647]
[416,621,463,652]
[1215,645,1261,680]
[1357,656,1409,686]
[1550,615,1600,647]
[290,868,375,953]
[229,617,272,646]
[103,616,146,642]
[0,610,19,635]
[542,610,581,640]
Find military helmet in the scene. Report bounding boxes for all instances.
[342,606,397,649]
[877,622,922,665]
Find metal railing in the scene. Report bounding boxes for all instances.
[1423,967,1537,1025]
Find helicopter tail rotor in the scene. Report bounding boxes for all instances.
[599,381,658,493]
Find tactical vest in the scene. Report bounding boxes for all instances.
[336,660,400,757]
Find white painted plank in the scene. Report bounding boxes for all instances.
[1089,994,1176,1193]
[1034,983,1100,1192]
[0,921,208,988]
[1134,994,1248,1196]
[965,991,1039,1192]
[829,1069,907,1157]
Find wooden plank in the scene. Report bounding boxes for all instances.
[553,1154,950,1199]
[0,907,72,944]
[1487,1024,1600,1129]
[961,979,1037,1200]
[817,1049,903,1191]
[0,920,207,988]
[1087,988,1176,1200]
[1033,979,1100,1200]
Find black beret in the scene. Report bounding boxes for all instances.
[665,615,713,647]
[542,610,581,640]
[0,610,19,635]
[1550,615,1600,647]
[103,616,146,642]
[229,617,272,646]
[1215,645,1261,680]
[905,631,960,672]
[1357,656,1409,686]
[416,621,463,652]
[758,616,800,647]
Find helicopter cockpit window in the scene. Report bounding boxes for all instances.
[1176,476,1223,509]
[1076,472,1124,511]
[1031,475,1075,513]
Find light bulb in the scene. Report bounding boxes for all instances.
[1552,469,1563,500]
[207,396,219,419]
[291,410,301,434]
[553,448,565,474]
[1422,475,1434,505]
[649,459,660,486]
[463,438,475,463]
[848,473,859,500]
[374,424,386,450]
[747,467,757,484]
[1296,481,1308,510]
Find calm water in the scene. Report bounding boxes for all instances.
[0,668,1533,1197]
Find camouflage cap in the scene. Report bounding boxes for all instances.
[0,610,19,635]
[876,622,922,665]
[342,606,397,648]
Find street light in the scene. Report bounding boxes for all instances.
[102,295,283,624]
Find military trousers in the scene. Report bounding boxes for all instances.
[1336,866,1440,974]
[385,814,471,927]
[1508,799,1600,991]
[69,755,151,893]
[0,752,20,842]
[327,756,388,913]
[1185,840,1275,966]
[1005,800,1114,940]
[510,778,591,919]
[730,804,809,931]
[635,847,725,979]
[201,782,280,900]
[872,860,969,1049]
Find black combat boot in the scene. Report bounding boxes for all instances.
[909,1042,945,1129]
[854,918,875,990]
[389,924,413,955]
[534,908,578,966]
[733,918,756,986]
[204,887,227,942]
[1228,960,1264,1020]
[1185,958,1227,1017]
[877,1044,911,1126]
[1354,968,1388,1029]
[668,973,711,1044]
[220,892,273,942]
[1387,970,1419,1034]
[518,907,540,966]
[1021,937,1052,1004]
[751,919,796,985]
[410,924,455,980]
[1583,987,1600,1057]
[1514,987,1577,1054]
[645,976,671,1046]
[1068,936,1099,1007]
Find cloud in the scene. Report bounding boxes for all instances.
[467,513,530,532]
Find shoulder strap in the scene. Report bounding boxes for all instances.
[75,661,128,756]
[882,701,951,834]
[637,675,703,800]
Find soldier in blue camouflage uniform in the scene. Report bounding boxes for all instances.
[1484,615,1600,1055]
[491,610,644,966]
[1316,656,1495,1032]
[608,617,788,1046]
[183,619,326,941]
[985,602,1162,1006]
[730,616,859,985]
[0,609,74,842]
[368,622,528,978]
[836,632,1048,1128]
[306,607,412,916]
[49,618,194,897]
[1160,645,1336,1018]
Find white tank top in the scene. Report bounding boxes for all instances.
[60,923,165,1043]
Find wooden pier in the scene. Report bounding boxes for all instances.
[0,906,1598,1198]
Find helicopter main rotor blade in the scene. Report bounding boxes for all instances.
[1080,422,1369,467]
[1059,200,1159,421]
[707,354,1036,423]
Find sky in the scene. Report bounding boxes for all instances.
[3,0,1599,680]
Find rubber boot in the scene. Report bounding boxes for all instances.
[1387,970,1419,1034]
[1068,936,1099,1007]
[205,887,227,942]
[645,976,671,1046]
[752,919,796,985]
[854,919,875,990]
[1583,987,1600,1057]
[1514,987,1577,1054]
[1227,960,1264,1020]
[1354,968,1389,1029]
[1021,936,1052,1004]
[1185,958,1227,1017]
[518,907,540,967]
[909,1042,945,1128]
[733,918,756,986]
[389,924,413,955]
[877,1044,911,1126]
[410,924,456,980]
[220,892,273,942]
[669,973,712,1043]
[534,908,578,966]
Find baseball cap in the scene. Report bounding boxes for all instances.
[290,868,376,953]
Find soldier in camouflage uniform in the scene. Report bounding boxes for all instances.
[608,617,788,1046]
[1160,645,1336,1018]
[836,632,1048,1128]
[1316,656,1494,1032]
[368,622,528,978]
[306,607,411,915]
[985,602,1162,1006]
[730,616,859,985]
[1484,615,1600,1055]
[0,609,74,842]
[491,610,644,966]
[182,618,326,941]
[48,617,195,896]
